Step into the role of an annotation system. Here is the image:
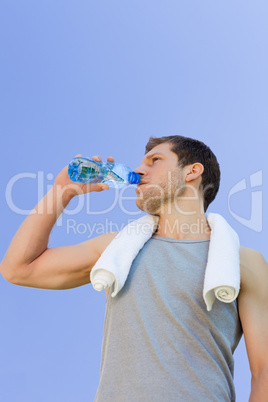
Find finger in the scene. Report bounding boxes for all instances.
[92,155,102,162]
[107,156,115,162]
[75,154,82,157]
[95,183,109,191]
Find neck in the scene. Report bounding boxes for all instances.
[154,202,211,240]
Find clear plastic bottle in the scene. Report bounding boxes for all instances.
[68,156,140,188]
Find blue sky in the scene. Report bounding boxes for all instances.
[0,1,267,401]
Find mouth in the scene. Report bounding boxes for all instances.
[137,182,149,188]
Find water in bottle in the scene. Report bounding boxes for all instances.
[68,156,140,188]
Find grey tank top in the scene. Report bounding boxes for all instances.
[95,235,243,402]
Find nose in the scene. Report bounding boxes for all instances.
[133,163,147,177]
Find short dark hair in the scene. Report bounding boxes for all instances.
[145,135,221,212]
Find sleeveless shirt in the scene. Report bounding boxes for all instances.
[94,235,243,402]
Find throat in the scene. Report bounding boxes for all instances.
[155,216,211,240]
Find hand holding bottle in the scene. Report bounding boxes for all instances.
[68,156,140,189]
[54,154,115,199]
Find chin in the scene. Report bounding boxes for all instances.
[136,199,162,215]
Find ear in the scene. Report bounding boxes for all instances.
[185,163,204,182]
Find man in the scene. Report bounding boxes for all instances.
[1,135,267,401]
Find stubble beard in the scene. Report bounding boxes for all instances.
[136,170,186,215]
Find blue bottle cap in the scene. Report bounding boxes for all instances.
[128,172,141,185]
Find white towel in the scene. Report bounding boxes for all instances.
[90,213,240,311]
[90,215,159,297]
[204,213,240,311]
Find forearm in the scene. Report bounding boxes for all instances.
[1,184,74,273]
[249,370,268,401]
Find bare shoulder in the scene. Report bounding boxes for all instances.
[239,246,268,292]
[238,248,268,378]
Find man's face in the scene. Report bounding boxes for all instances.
[134,143,186,214]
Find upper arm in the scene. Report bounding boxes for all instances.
[2,231,118,290]
[238,247,268,377]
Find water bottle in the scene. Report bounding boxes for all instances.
[68,156,140,188]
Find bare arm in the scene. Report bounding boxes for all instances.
[0,155,117,290]
[238,247,268,401]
